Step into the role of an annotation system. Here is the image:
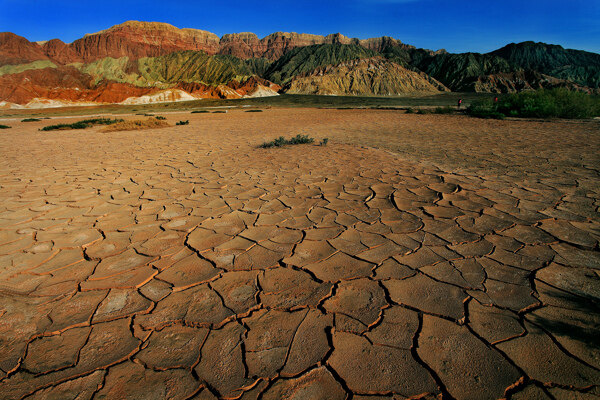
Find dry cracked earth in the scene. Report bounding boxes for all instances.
[0,109,599,400]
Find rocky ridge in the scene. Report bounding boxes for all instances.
[0,20,599,106]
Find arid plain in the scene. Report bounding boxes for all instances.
[0,109,599,399]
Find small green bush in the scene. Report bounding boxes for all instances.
[320,138,329,146]
[0,124,11,129]
[22,118,41,122]
[191,110,209,114]
[212,110,227,114]
[176,120,190,126]
[260,134,315,148]
[245,109,263,113]
[405,108,415,114]
[155,116,166,120]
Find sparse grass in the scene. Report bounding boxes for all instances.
[468,89,600,119]
[22,118,41,122]
[245,109,263,113]
[101,119,170,132]
[176,120,189,126]
[191,110,209,114]
[0,124,11,129]
[260,134,315,148]
[40,118,124,131]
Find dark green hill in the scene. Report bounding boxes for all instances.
[490,42,600,88]
[264,43,377,84]
[413,52,518,91]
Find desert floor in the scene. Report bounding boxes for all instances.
[0,109,599,399]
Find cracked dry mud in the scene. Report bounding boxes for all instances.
[0,109,599,399]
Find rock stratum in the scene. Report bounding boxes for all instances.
[0,20,599,107]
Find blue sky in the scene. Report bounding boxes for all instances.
[1,0,599,53]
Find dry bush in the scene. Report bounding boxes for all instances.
[101,119,170,132]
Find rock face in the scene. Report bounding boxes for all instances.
[41,39,82,64]
[70,21,221,62]
[0,32,48,66]
[285,57,449,95]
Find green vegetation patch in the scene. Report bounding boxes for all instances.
[176,120,189,125]
[0,124,11,129]
[468,89,600,119]
[245,109,263,112]
[22,118,41,122]
[0,60,57,76]
[191,110,209,113]
[260,134,315,148]
[41,118,124,131]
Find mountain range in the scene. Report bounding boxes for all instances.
[1,20,598,108]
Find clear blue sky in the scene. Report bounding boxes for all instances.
[1,0,598,54]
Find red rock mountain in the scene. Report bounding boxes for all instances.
[0,32,48,66]
[1,21,407,65]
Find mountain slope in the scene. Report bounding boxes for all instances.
[414,52,518,91]
[285,57,448,95]
[265,44,378,84]
[490,41,600,88]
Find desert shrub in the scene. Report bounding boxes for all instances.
[155,116,166,120]
[289,134,315,145]
[260,134,315,148]
[79,118,123,125]
[176,120,190,126]
[191,110,209,113]
[101,119,170,132]
[320,138,329,146]
[212,110,227,113]
[245,109,263,113]
[468,89,600,119]
[41,118,123,131]
[405,108,415,114]
[0,124,11,129]
[22,118,41,122]
[416,109,427,115]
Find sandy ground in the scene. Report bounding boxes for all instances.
[0,109,599,399]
